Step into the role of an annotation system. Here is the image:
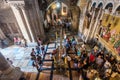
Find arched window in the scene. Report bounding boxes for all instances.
[104,3,113,13]
[115,5,120,15]
[98,2,103,8]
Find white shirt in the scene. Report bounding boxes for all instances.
[104,61,111,69]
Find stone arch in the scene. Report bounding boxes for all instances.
[90,2,97,12]
[91,2,97,8]
[97,2,103,8]
[103,2,114,9]
[46,1,58,10]
[45,1,69,20]
[46,1,68,10]
[103,2,114,13]
[44,0,70,30]
[113,4,120,13]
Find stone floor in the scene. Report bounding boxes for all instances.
[0,41,80,80]
[0,43,39,72]
[0,27,81,80]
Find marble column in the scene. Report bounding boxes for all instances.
[34,0,45,39]
[10,4,31,42]
[78,3,87,40]
[7,23,14,36]
[0,52,23,80]
[85,9,95,42]
[90,8,101,39]
[94,9,105,34]
[0,29,6,39]
[100,9,105,20]
[21,7,35,42]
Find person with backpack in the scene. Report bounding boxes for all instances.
[30,48,36,60]
[41,45,45,55]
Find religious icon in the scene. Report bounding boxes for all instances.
[105,15,109,22]
[63,7,66,13]
[114,18,119,26]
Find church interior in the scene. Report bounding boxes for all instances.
[0,0,120,80]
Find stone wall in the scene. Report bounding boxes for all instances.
[0,1,21,39]
[71,6,80,31]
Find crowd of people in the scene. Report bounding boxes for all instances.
[13,37,27,47]
[29,34,120,80]
[30,38,45,71]
[44,16,72,32]
[62,35,120,80]
[27,21,120,79]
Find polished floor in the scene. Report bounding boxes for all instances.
[0,35,82,80]
[0,41,81,80]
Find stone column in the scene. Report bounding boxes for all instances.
[21,6,35,42]
[34,0,46,40]
[90,8,101,39]
[0,29,6,39]
[26,0,45,41]
[96,9,104,34]
[10,4,31,42]
[85,9,95,42]
[100,9,105,20]
[7,23,14,36]
[0,52,23,80]
[78,3,87,40]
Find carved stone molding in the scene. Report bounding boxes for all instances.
[7,0,25,10]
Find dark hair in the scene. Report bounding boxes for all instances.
[7,58,9,60]
[32,48,34,50]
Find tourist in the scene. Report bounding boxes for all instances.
[66,55,71,61]
[89,52,95,66]
[96,55,104,70]
[36,56,42,65]
[63,33,67,40]
[37,38,42,47]
[110,56,117,65]
[65,41,70,54]
[24,38,28,47]
[73,57,78,68]
[81,43,86,51]
[77,49,81,56]
[13,37,17,45]
[104,58,111,69]
[71,36,75,42]
[7,58,13,65]
[30,48,36,60]
[66,37,72,47]
[97,50,104,59]
[103,69,112,80]
[36,46,40,54]
[21,38,25,47]
[17,37,21,45]
[82,57,89,70]
[41,45,45,55]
